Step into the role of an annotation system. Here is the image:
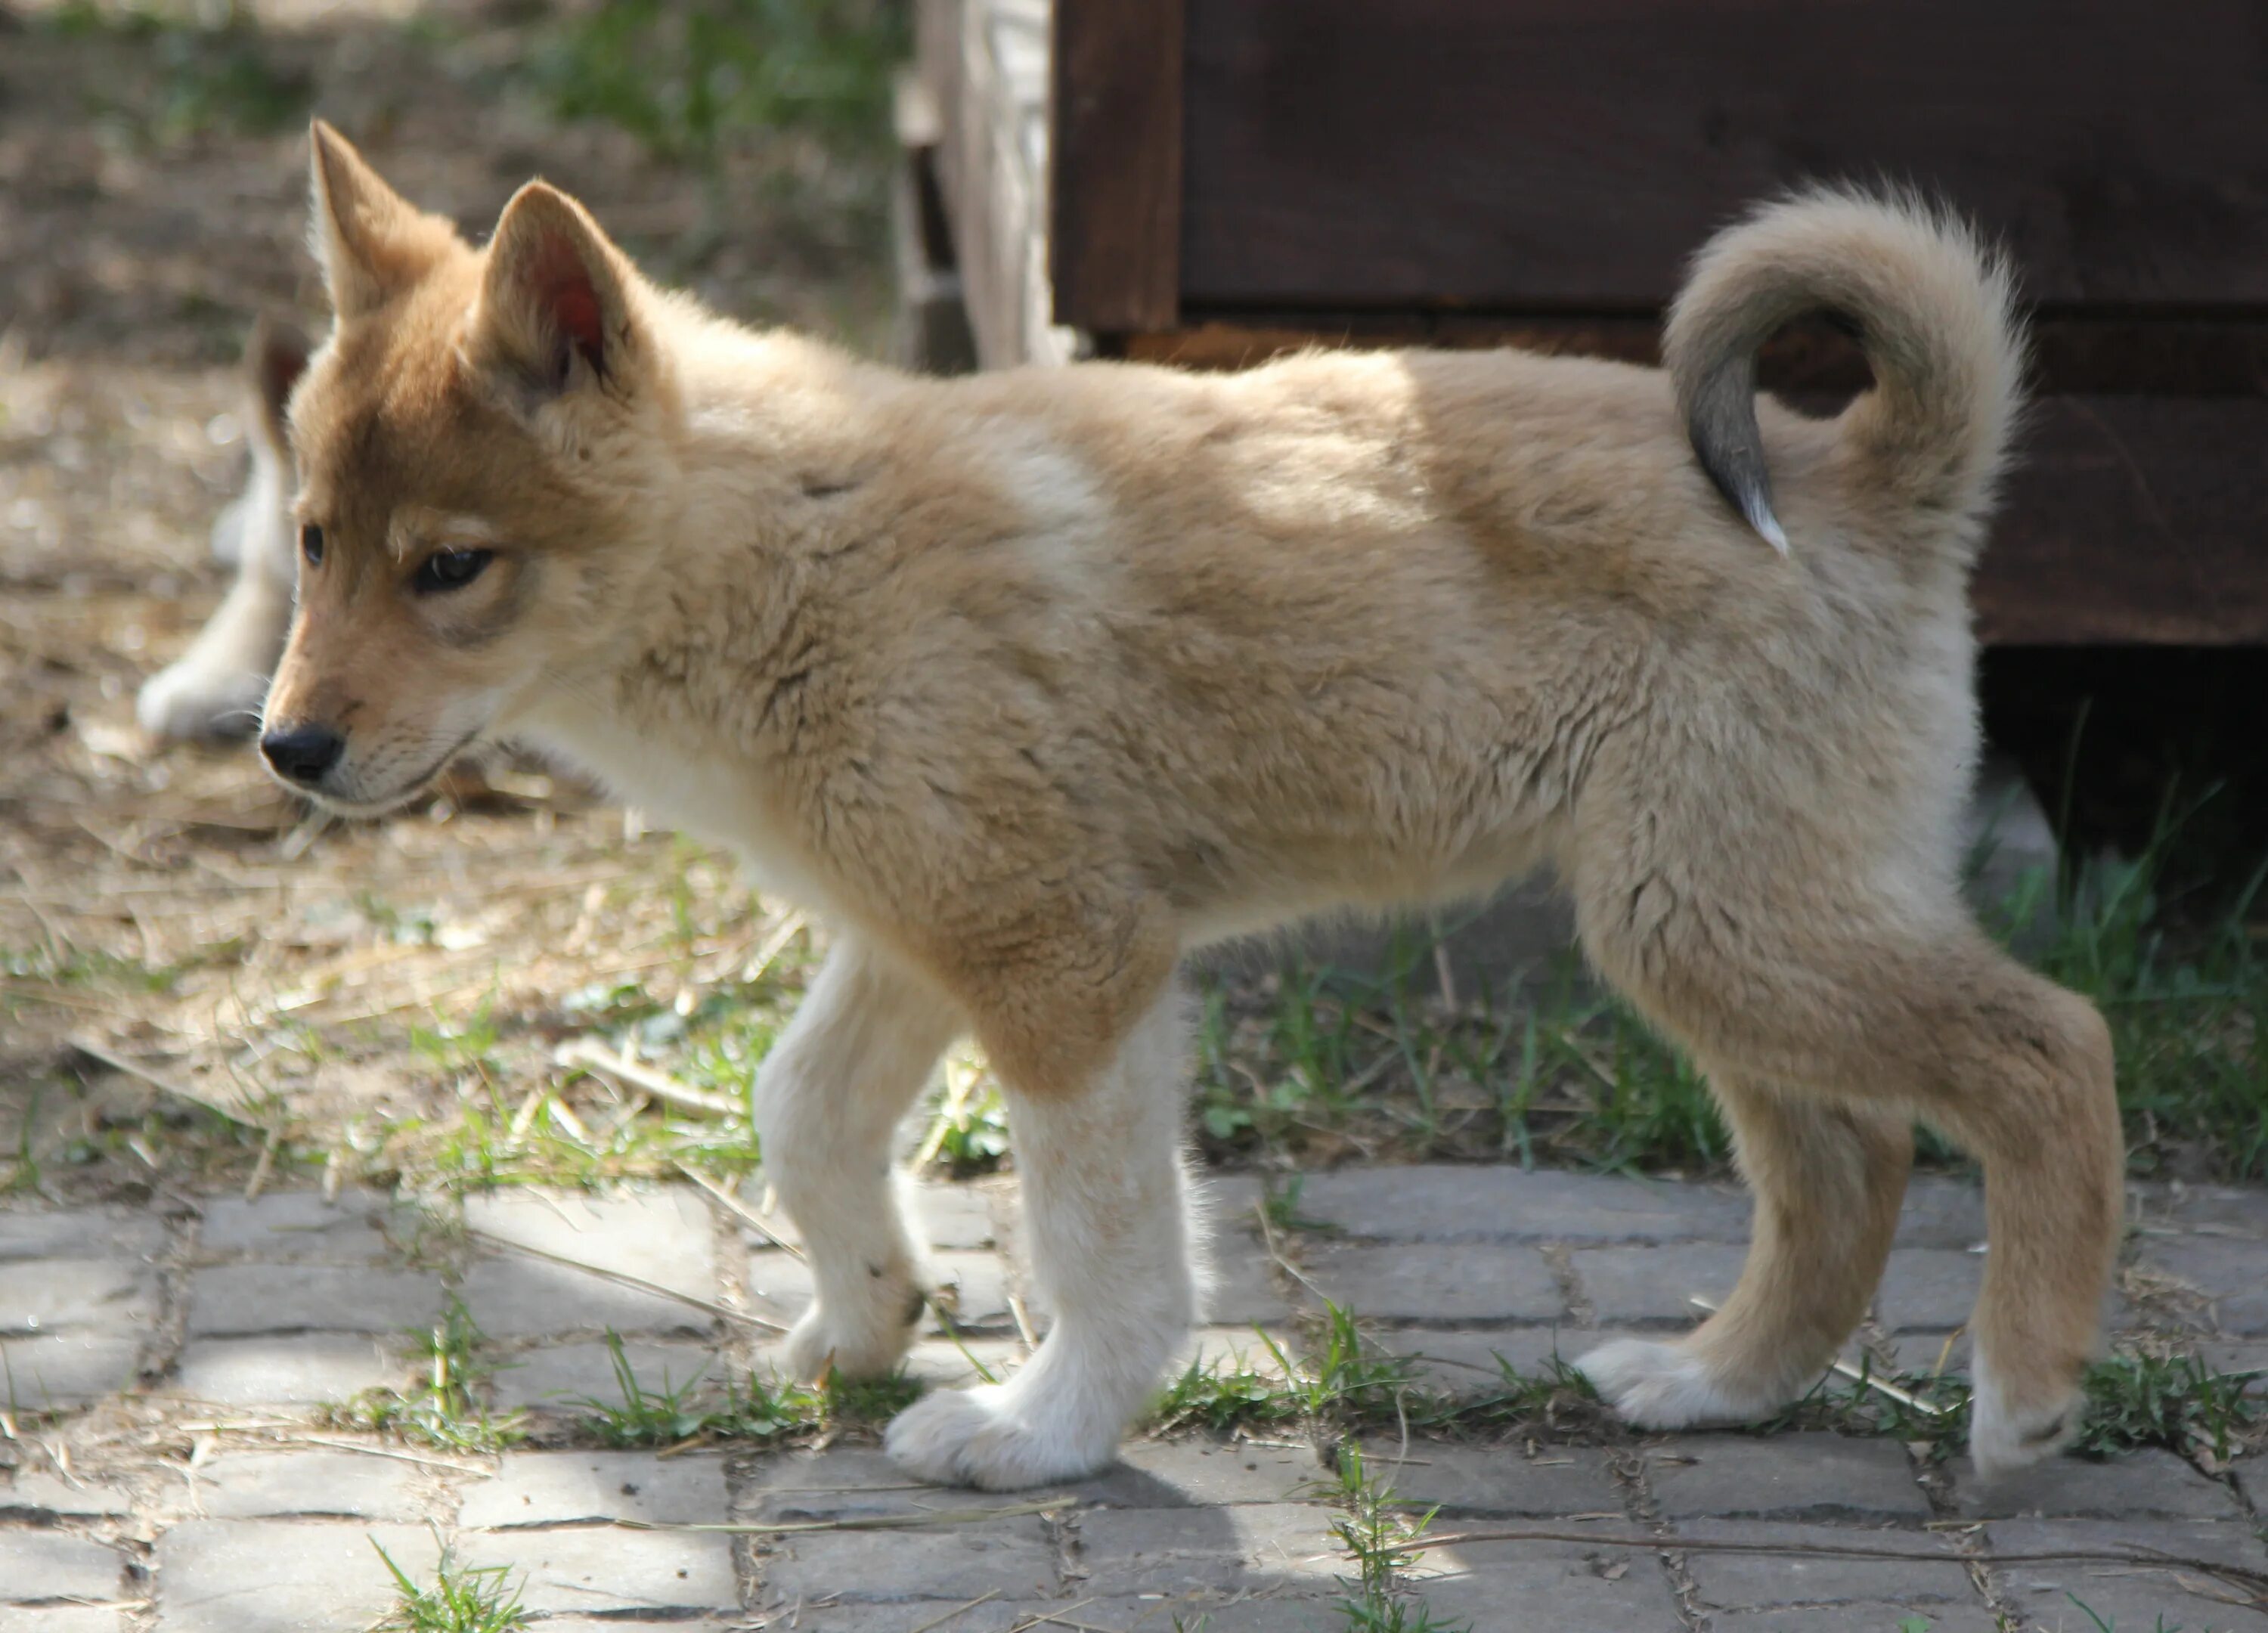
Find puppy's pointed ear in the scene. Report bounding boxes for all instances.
[246,315,313,448]
[468,181,639,400]
[308,119,462,320]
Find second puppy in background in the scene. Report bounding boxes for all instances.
[137,318,309,741]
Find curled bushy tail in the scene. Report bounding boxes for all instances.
[1668,187,2025,560]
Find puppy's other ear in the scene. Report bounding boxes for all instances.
[246,315,312,448]
[469,181,639,399]
[308,119,463,320]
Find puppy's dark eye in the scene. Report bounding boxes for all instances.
[300,524,324,567]
[414,547,494,593]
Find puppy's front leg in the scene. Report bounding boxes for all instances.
[754,938,963,1380]
[886,984,1196,1489]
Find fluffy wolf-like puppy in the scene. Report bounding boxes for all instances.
[264,120,2122,1489]
[138,318,311,739]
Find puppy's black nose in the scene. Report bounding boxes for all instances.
[260,724,344,787]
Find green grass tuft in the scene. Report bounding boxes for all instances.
[373,1532,527,1633]
[571,1330,921,1448]
[326,1295,524,1453]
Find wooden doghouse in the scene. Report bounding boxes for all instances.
[905,0,2268,648]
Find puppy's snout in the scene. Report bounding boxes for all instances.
[260,723,345,787]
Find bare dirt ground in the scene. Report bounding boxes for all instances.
[0,0,896,1203]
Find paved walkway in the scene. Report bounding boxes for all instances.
[3,1167,2265,1631]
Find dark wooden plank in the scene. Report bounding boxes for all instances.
[1123,316,2268,396]
[1050,0,1185,331]
[1979,397,2268,645]
[1179,0,2268,312]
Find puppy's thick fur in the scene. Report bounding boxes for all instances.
[267,122,2123,1489]
[138,319,309,740]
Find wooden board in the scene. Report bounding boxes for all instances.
[1981,397,2268,645]
[1120,316,2268,396]
[1176,0,2268,314]
[1049,0,1185,332]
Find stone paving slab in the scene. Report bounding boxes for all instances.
[759,1513,1058,1603]
[779,1599,1340,1632]
[1070,1502,1341,1597]
[2140,1235,2268,1334]
[1673,1519,1976,1613]
[488,1336,717,1411]
[925,1248,1012,1330]
[1356,1439,1625,1517]
[1890,1176,1991,1250]
[1291,1164,1753,1243]
[1713,1606,2000,1632]
[466,1187,719,1292]
[0,1332,142,1407]
[461,1526,740,1616]
[1644,1434,1932,1522]
[1204,1242,1296,1325]
[1072,1439,1324,1511]
[461,1251,712,1338]
[1950,1447,2247,1522]
[191,1191,401,1263]
[1986,1517,2268,1631]
[732,1175,1006,1252]
[184,1263,442,1336]
[2,1470,134,1519]
[1420,1532,1682,1633]
[1573,1242,1749,1324]
[737,1246,817,1329]
[0,1610,129,1633]
[166,1334,399,1405]
[0,1259,157,1333]
[178,1449,423,1521]
[153,1520,443,1633]
[0,1527,122,1604]
[463,1188,720,1337]
[1299,1240,1564,1322]
[734,1445,1062,1523]
[459,1450,728,1528]
[1371,1324,1629,1396]
[0,1207,168,1263]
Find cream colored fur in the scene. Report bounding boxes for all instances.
[138,321,308,739]
[264,122,2124,1489]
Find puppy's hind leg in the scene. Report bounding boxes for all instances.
[754,938,964,1380]
[887,983,1197,1490]
[1579,1078,1911,1426]
[1573,864,2121,1470]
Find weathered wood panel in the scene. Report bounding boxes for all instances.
[1981,397,2268,645]
[1050,0,1185,332]
[1123,316,2268,396]
[1181,0,2268,311]
[919,0,1064,367]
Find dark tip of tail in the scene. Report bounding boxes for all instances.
[1687,381,1789,554]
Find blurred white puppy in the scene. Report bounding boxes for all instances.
[137,318,309,739]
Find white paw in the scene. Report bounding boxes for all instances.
[1576,1337,1777,1429]
[137,663,265,740]
[885,1384,1116,1491]
[1968,1357,2081,1477]
[779,1294,921,1382]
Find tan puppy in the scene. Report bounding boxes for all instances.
[265,120,2121,1489]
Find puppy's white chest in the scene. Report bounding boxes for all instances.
[511,696,836,912]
